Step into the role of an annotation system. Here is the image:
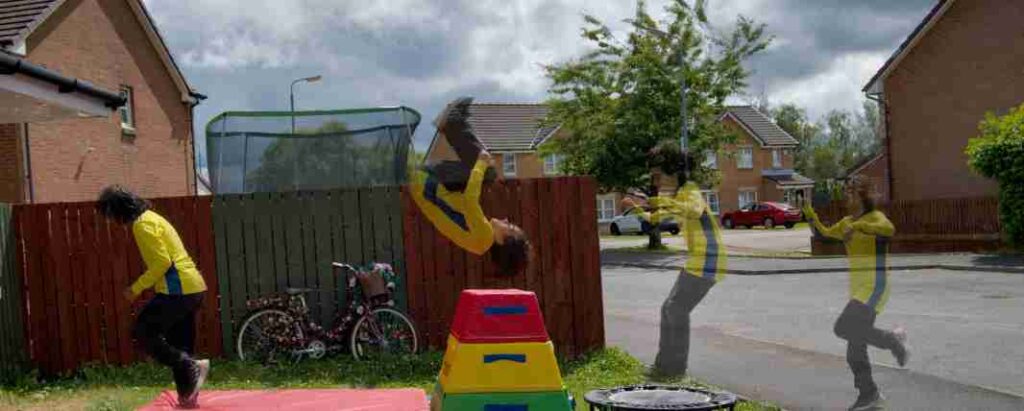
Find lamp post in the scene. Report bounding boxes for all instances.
[288,75,322,190]
[638,27,689,181]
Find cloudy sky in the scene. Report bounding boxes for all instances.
[142,0,937,166]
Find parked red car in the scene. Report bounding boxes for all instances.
[721,202,802,229]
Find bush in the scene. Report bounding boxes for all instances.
[965,103,1024,245]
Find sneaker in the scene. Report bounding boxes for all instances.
[892,327,910,367]
[178,359,210,409]
[848,391,885,411]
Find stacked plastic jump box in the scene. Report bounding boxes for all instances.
[431,289,574,410]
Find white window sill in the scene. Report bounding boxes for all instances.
[121,125,137,136]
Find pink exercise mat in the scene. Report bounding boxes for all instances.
[138,388,429,410]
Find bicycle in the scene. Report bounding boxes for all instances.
[235,262,418,362]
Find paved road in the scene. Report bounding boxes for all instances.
[603,266,1024,410]
[601,227,811,254]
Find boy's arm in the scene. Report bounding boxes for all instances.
[803,205,850,240]
[852,213,895,237]
[464,157,491,202]
[130,221,172,296]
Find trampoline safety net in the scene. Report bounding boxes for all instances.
[206,107,421,194]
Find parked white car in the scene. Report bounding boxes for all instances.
[608,208,680,236]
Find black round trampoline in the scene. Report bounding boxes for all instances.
[584,385,738,411]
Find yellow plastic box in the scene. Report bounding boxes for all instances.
[439,335,564,394]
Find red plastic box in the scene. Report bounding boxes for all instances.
[449,289,550,343]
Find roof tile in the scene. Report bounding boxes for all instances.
[725,105,800,146]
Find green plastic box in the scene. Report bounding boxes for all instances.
[431,387,573,411]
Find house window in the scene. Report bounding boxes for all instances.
[738,147,753,169]
[739,190,757,209]
[702,191,720,214]
[772,149,782,168]
[703,150,717,170]
[502,153,517,177]
[119,85,135,132]
[544,154,563,175]
[597,195,616,221]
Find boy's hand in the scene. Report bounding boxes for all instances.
[123,287,136,302]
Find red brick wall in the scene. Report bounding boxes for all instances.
[850,154,890,204]
[0,124,23,203]
[884,0,1021,201]
[19,0,194,203]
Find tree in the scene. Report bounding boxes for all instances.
[966,103,1024,245]
[770,103,820,173]
[542,0,770,249]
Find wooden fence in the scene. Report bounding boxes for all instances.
[403,177,604,358]
[813,196,1002,254]
[0,203,26,381]
[817,196,1001,236]
[13,197,221,374]
[212,188,406,358]
[6,177,605,374]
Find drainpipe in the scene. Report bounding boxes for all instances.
[866,92,892,203]
[187,91,207,195]
[20,123,33,203]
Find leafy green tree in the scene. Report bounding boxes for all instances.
[966,103,1024,245]
[542,0,770,248]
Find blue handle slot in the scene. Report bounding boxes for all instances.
[483,354,527,364]
[483,305,528,315]
[484,405,528,411]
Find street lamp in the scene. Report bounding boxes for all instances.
[290,75,322,134]
[638,27,689,180]
[288,75,322,190]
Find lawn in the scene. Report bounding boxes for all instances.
[0,348,779,411]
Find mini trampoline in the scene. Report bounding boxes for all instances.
[584,385,738,411]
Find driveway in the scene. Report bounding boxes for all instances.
[600,226,811,254]
[603,266,1024,410]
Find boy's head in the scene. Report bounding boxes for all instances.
[845,176,879,215]
[96,185,149,224]
[489,218,532,276]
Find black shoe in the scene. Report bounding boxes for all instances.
[178,359,209,409]
[848,390,885,411]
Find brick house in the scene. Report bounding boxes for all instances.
[425,103,567,181]
[0,0,203,204]
[863,0,1023,202]
[843,152,890,204]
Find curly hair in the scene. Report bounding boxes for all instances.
[490,226,532,276]
[96,185,149,224]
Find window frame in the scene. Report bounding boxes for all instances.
[772,149,782,168]
[119,85,135,134]
[739,190,758,209]
[596,195,616,222]
[737,146,753,169]
[701,190,720,215]
[704,150,718,170]
[544,153,563,175]
[502,153,517,177]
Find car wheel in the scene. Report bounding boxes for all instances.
[785,222,795,229]
[764,218,775,229]
[670,229,680,236]
[610,224,621,236]
[640,221,652,235]
[723,218,734,229]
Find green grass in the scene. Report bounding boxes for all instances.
[0,349,779,411]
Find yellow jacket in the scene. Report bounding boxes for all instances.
[641,182,727,282]
[130,210,207,296]
[410,159,494,255]
[806,208,895,313]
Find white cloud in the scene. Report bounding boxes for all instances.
[769,51,888,120]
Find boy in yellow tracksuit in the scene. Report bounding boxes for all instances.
[410,97,531,275]
[623,176,726,376]
[804,177,909,411]
[97,186,209,408]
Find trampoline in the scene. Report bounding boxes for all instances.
[206,107,421,194]
[584,385,738,411]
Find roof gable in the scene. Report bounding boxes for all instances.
[863,0,954,94]
[0,0,198,103]
[465,103,555,152]
[721,105,799,147]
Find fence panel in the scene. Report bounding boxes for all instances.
[13,197,221,374]
[212,189,405,358]
[401,176,605,358]
[0,203,27,381]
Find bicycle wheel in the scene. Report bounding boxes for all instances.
[349,307,418,360]
[236,309,304,363]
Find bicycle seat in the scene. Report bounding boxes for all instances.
[285,287,316,295]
